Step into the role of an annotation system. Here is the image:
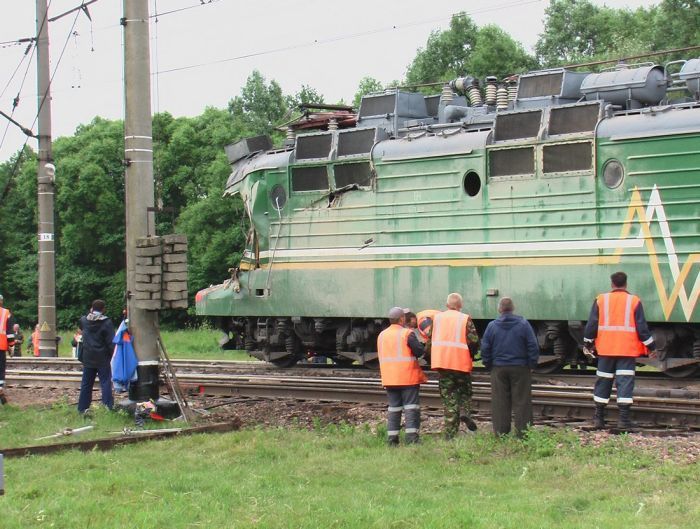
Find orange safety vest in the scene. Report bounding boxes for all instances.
[0,308,11,351]
[377,324,427,387]
[594,291,647,357]
[431,309,473,373]
[416,309,439,341]
[33,329,40,357]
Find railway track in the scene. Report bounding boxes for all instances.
[6,357,700,429]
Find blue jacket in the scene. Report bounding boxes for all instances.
[481,313,540,370]
[111,319,138,392]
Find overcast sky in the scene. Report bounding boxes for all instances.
[1,0,658,162]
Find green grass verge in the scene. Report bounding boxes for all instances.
[0,400,179,449]
[37,328,253,361]
[1,421,698,528]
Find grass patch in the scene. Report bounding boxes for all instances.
[0,400,177,449]
[30,328,252,361]
[1,418,698,529]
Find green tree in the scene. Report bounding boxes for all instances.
[227,70,288,138]
[0,148,40,326]
[405,13,537,90]
[650,0,700,54]
[287,85,325,108]
[535,0,698,67]
[469,25,539,79]
[405,13,479,85]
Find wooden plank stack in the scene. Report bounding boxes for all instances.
[134,234,188,310]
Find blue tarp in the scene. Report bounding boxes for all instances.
[111,319,138,392]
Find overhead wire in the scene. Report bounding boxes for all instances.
[0,43,37,153]
[1,1,84,202]
[155,0,544,75]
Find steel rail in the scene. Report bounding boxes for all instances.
[6,365,700,428]
[7,357,700,390]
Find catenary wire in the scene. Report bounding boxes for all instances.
[1,2,83,203]
[155,0,544,75]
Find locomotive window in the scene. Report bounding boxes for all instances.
[489,147,535,177]
[493,110,542,141]
[549,104,600,135]
[296,133,332,160]
[291,166,328,192]
[543,142,593,173]
[463,172,481,197]
[603,159,624,188]
[334,162,372,188]
[337,128,375,157]
[269,184,287,210]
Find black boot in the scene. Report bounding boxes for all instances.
[593,404,606,429]
[405,432,420,444]
[460,414,478,431]
[387,435,399,446]
[617,405,635,432]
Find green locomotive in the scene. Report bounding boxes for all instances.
[196,58,700,376]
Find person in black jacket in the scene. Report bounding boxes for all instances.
[77,299,115,414]
[481,297,540,437]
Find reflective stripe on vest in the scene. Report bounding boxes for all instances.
[431,310,473,372]
[594,291,646,357]
[0,308,9,350]
[377,324,427,386]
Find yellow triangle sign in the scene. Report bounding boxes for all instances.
[40,321,51,332]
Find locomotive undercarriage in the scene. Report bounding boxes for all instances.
[218,317,700,376]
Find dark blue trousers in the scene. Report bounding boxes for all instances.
[78,364,113,412]
[594,356,636,405]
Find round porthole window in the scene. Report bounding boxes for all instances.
[463,171,481,197]
[270,184,287,210]
[602,159,624,189]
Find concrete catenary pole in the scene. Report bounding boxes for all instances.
[35,0,57,357]
[123,0,160,400]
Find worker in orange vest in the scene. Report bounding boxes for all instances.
[431,293,480,438]
[0,294,17,403]
[29,324,41,357]
[377,306,427,445]
[584,271,656,431]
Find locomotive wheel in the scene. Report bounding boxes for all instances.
[270,356,300,368]
[663,365,699,378]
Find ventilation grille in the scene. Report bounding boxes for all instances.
[543,142,593,173]
[549,104,600,135]
[291,166,328,191]
[334,162,372,188]
[337,129,375,156]
[494,110,542,141]
[518,72,564,98]
[359,94,396,117]
[296,134,332,160]
[489,148,535,177]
